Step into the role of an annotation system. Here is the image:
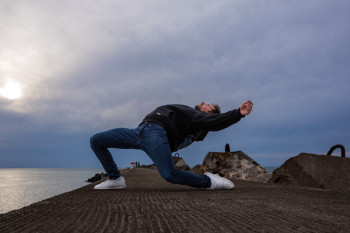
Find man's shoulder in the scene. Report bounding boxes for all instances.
[157,104,194,110]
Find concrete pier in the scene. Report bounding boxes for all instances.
[0,168,349,232]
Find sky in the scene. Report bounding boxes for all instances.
[1,0,349,169]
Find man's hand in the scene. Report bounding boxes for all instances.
[240,100,253,116]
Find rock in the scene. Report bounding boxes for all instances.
[172,156,190,170]
[271,153,350,192]
[198,151,271,183]
[188,164,201,174]
[86,173,105,182]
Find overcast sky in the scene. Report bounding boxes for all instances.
[1,0,349,169]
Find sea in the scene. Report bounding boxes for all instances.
[0,168,104,214]
[0,166,277,215]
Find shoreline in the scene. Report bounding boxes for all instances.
[1,168,349,232]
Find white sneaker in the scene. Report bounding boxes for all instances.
[205,172,234,190]
[94,177,126,190]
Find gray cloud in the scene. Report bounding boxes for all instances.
[1,0,349,167]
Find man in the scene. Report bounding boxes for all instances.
[90,100,253,190]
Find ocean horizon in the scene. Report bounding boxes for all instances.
[0,166,277,214]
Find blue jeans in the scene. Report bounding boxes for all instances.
[90,122,211,188]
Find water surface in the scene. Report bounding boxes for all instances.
[0,168,103,214]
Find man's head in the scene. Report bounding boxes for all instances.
[195,102,221,114]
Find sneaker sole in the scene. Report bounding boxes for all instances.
[94,186,126,190]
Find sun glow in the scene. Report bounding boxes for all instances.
[0,80,23,100]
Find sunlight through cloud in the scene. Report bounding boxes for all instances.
[0,80,23,100]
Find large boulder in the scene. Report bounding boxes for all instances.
[271,153,350,192]
[198,151,271,183]
[172,156,190,170]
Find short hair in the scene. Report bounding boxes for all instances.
[209,103,221,114]
[195,105,201,111]
[195,103,221,114]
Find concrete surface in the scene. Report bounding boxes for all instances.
[0,168,349,233]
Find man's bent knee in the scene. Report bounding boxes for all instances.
[90,133,102,149]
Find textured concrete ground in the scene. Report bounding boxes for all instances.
[0,168,349,233]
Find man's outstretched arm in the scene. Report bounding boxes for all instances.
[192,100,253,131]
